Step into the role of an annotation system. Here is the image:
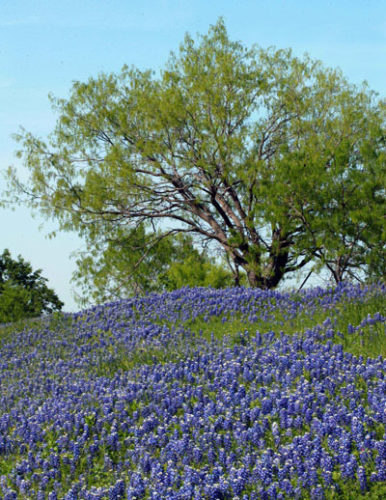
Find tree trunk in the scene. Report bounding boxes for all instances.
[247,269,259,288]
[233,264,241,287]
[329,256,346,284]
[244,247,290,289]
[265,247,290,288]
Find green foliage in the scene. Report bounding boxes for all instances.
[159,256,233,290]
[0,249,63,323]
[6,18,385,293]
[158,234,244,291]
[72,226,239,306]
[0,281,31,324]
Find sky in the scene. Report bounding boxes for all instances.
[1,0,385,312]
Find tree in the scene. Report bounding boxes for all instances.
[6,19,385,289]
[0,249,63,323]
[72,225,239,306]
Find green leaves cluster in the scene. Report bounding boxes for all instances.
[0,249,63,323]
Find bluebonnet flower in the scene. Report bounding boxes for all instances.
[4,492,17,500]
[376,459,386,481]
[266,481,278,499]
[310,485,325,499]
[376,440,386,460]
[341,456,357,479]
[357,466,367,493]
[64,489,78,500]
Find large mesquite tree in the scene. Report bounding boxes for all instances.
[6,19,385,289]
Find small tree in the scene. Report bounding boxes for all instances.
[0,249,63,323]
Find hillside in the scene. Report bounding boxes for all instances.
[0,282,385,499]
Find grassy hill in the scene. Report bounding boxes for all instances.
[0,282,385,499]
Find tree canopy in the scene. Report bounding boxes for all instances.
[6,19,385,292]
[0,249,63,323]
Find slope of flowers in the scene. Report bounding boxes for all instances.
[0,283,385,499]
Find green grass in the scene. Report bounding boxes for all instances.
[0,315,42,342]
[1,289,384,379]
[113,290,385,373]
[0,311,73,345]
[183,291,385,357]
[91,288,385,382]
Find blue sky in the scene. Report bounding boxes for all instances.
[1,0,385,312]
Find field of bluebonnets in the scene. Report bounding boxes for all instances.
[0,282,385,499]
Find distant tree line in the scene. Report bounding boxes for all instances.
[3,18,385,310]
